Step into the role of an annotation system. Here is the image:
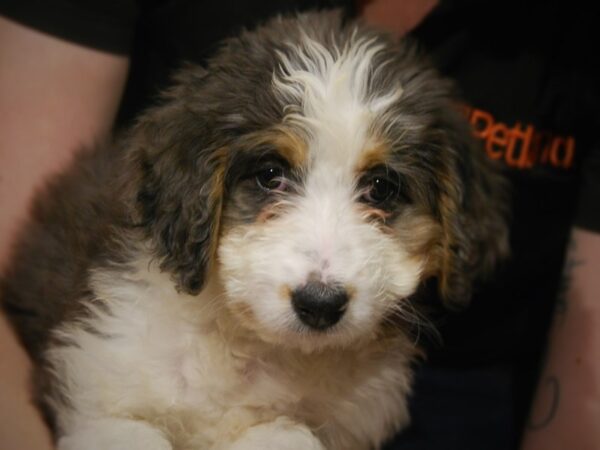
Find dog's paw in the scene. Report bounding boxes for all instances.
[224,417,325,450]
[57,418,172,450]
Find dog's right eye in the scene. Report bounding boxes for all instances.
[358,166,410,209]
[255,166,287,192]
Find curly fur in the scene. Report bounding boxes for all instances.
[1,10,508,450]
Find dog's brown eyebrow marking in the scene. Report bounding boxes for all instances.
[243,126,308,169]
[356,141,391,174]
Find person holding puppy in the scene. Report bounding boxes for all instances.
[0,0,598,449]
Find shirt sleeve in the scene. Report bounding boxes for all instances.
[0,0,139,55]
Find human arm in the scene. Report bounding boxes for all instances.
[521,227,600,450]
[0,15,129,449]
[360,0,438,39]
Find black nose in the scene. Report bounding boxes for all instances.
[291,281,349,330]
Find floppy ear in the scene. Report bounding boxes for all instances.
[123,69,228,295]
[435,110,510,307]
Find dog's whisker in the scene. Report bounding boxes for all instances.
[385,299,440,346]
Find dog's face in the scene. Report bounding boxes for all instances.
[127,12,508,351]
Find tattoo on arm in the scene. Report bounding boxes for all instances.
[527,233,586,432]
[527,375,561,430]
[554,236,584,322]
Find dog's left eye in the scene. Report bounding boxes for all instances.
[255,166,287,192]
[360,169,405,206]
[363,176,398,204]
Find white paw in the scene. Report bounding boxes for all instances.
[225,417,325,450]
[58,418,172,450]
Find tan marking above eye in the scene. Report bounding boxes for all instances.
[272,127,308,169]
[355,141,391,175]
[242,126,308,169]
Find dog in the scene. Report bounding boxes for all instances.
[1,10,509,450]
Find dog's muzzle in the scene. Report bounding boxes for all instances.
[291,280,349,330]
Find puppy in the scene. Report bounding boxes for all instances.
[1,10,509,450]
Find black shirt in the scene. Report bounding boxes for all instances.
[411,0,600,358]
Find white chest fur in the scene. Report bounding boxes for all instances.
[48,261,414,450]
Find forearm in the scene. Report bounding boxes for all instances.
[0,15,129,269]
[0,15,129,448]
[0,314,54,450]
[360,0,438,38]
[521,228,600,450]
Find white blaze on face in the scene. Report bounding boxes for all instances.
[274,32,403,167]
[218,32,422,350]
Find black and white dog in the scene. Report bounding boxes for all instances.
[2,10,508,450]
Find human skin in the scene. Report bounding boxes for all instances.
[521,228,600,450]
[0,15,128,449]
